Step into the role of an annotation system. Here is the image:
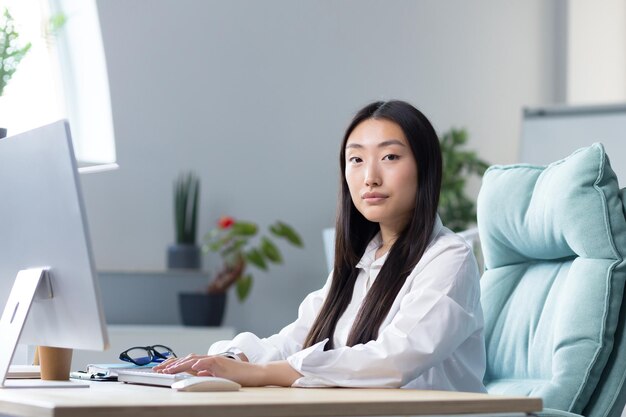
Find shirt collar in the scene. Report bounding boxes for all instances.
[356,233,383,269]
[355,215,443,269]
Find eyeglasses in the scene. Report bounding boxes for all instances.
[119,345,177,366]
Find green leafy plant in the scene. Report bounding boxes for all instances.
[46,13,67,37]
[438,128,490,232]
[204,216,303,301]
[174,172,200,245]
[0,7,31,96]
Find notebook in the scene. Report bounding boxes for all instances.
[86,363,153,378]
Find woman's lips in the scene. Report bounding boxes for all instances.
[362,192,388,204]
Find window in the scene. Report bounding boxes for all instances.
[0,0,116,167]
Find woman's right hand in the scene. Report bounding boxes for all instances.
[153,354,204,374]
[152,353,264,386]
[152,353,302,387]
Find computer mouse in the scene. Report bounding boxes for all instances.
[171,376,241,392]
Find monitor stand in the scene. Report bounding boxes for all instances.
[0,268,87,388]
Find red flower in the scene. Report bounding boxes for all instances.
[218,216,235,229]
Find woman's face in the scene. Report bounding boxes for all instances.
[344,118,418,232]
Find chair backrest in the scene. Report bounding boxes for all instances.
[322,227,335,274]
[477,143,626,417]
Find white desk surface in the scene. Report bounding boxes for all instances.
[0,382,542,417]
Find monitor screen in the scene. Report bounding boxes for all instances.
[0,121,109,382]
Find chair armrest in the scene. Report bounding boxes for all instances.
[536,408,583,417]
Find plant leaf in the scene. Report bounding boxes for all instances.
[0,8,31,96]
[203,228,220,241]
[438,127,490,231]
[174,172,200,244]
[236,275,253,302]
[245,248,267,270]
[232,221,258,236]
[47,13,66,35]
[206,241,222,252]
[187,175,200,243]
[261,237,282,263]
[270,222,303,247]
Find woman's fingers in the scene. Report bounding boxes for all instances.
[152,357,177,371]
[155,354,205,374]
[190,357,220,373]
[163,359,200,374]
[154,354,258,384]
[191,356,261,386]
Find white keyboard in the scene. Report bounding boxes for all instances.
[117,368,241,391]
[117,368,194,387]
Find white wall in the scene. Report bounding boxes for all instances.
[84,0,558,337]
[566,0,626,104]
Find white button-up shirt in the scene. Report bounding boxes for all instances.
[209,217,486,392]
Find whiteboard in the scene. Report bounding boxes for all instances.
[519,103,626,183]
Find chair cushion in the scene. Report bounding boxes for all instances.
[477,143,626,413]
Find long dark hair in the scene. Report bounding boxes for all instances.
[303,100,442,349]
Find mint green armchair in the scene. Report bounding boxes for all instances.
[477,144,626,417]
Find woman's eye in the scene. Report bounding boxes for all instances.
[348,156,362,164]
[383,154,399,161]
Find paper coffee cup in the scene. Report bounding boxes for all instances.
[38,346,73,381]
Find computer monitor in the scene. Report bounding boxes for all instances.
[0,120,109,387]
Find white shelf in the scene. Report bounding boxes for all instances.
[98,270,212,277]
[71,324,236,371]
[96,271,219,325]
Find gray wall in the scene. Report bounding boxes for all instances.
[83,0,559,337]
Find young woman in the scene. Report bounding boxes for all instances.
[155,100,486,392]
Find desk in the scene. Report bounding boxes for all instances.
[0,383,542,417]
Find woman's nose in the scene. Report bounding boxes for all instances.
[365,163,381,187]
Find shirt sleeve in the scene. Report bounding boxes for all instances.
[287,240,482,388]
[207,272,333,363]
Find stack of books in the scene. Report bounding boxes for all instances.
[7,365,41,379]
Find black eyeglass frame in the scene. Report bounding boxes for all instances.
[118,344,177,366]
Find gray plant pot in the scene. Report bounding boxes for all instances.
[178,292,226,326]
[167,244,201,270]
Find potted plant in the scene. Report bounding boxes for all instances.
[0,7,32,138]
[438,128,490,232]
[178,216,303,326]
[167,172,201,269]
